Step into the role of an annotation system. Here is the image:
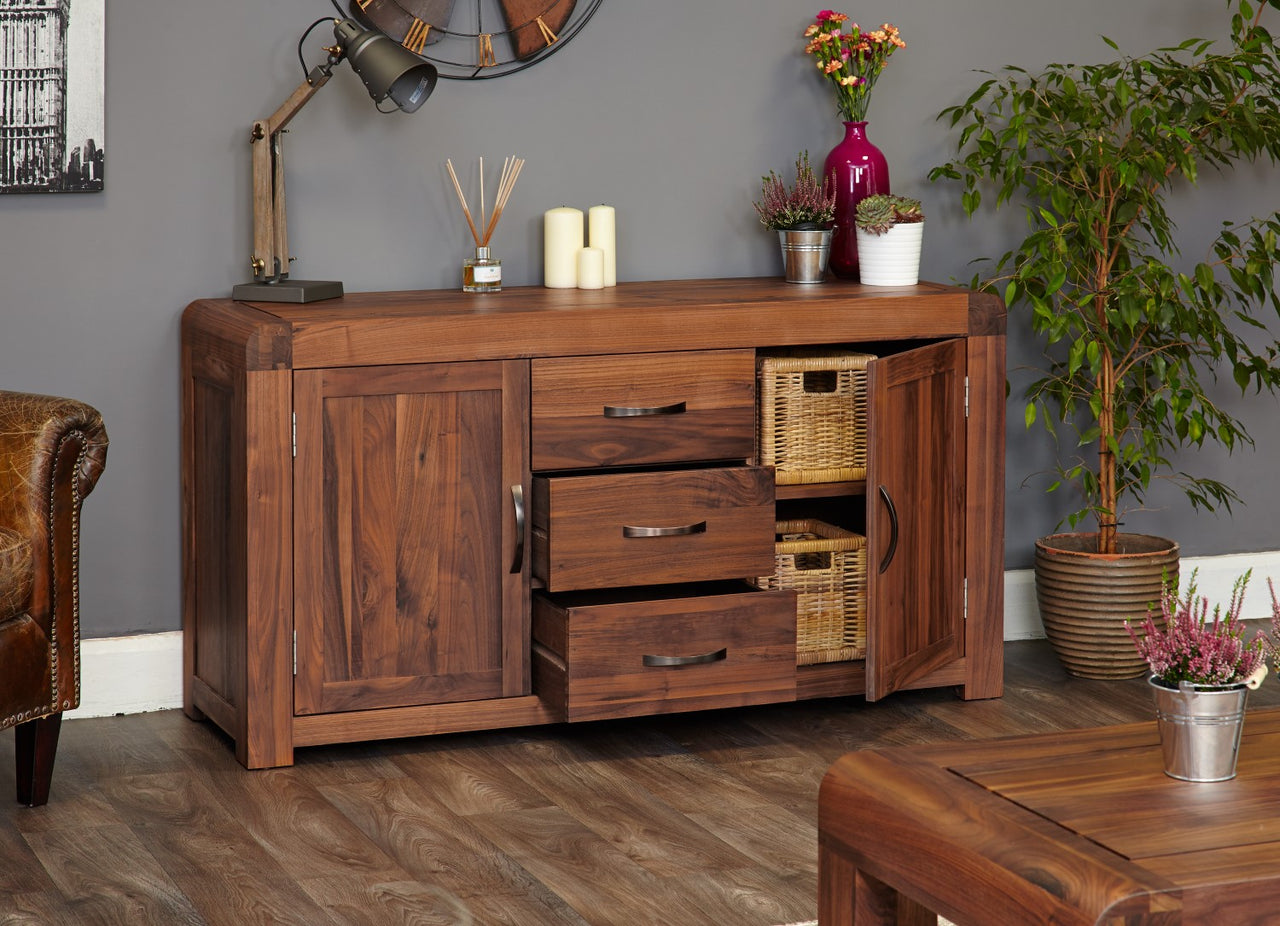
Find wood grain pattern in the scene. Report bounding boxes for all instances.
[962,333,1006,700]
[865,341,965,701]
[293,361,528,716]
[530,350,757,470]
[820,705,1280,925]
[532,467,776,591]
[183,278,1006,768]
[243,279,974,370]
[9,641,1275,925]
[533,585,796,721]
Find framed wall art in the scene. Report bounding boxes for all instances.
[0,0,104,193]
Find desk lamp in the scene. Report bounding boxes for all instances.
[232,13,437,303]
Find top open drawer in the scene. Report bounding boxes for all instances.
[530,349,756,470]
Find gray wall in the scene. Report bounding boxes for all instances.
[1,0,1276,638]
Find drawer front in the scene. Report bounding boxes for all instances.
[530,350,756,469]
[533,585,797,721]
[532,466,776,591]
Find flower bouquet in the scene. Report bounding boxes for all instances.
[803,12,905,123]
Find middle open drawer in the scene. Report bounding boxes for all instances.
[531,466,776,592]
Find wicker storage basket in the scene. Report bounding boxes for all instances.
[757,351,875,485]
[758,519,868,665]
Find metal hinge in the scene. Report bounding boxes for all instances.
[964,376,970,418]
[293,630,297,675]
[291,412,297,458]
[963,577,969,621]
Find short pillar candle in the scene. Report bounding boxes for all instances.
[588,204,616,287]
[544,207,584,288]
[577,247,605,290]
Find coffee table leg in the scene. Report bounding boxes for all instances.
[820,838,937,926]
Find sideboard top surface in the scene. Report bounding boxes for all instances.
[184,277,1000,371]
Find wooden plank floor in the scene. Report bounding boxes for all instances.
[5,639,1280,926]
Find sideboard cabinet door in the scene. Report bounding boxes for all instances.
[865,339,966,700]
[292,361,530,715]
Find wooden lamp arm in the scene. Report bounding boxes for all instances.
[249,67,334,282]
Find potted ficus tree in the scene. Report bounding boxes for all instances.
[930,0,1280,678]
[854,194,925,285]
[753,150,837,283]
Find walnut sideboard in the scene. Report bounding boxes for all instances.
[181,278,1006,768]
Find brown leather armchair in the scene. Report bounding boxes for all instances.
[0,391,107,805]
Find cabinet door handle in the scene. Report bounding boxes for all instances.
[622,520,707,538]
[510,484,525,574]
[602,401,687,418]
[643,648,727,668]
[878,484,899,575]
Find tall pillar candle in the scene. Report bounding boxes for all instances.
[577,247,605,289]
[588,204,616,286]
[544,207,584,288]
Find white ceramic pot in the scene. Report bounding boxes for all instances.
[855,222,924,286]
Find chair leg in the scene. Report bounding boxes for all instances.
[15,713,62,806]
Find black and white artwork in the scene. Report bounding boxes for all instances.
[0,0,104,193]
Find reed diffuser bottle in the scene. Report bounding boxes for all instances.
[463,246,502,293]
[447,155,525,294]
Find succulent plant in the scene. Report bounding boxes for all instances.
[855,194,925,235]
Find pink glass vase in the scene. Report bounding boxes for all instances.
[823,121,890,279]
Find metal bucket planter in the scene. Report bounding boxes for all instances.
[777,228,833,284]
[1149,677,1249,781]
[1034,532,1179,679]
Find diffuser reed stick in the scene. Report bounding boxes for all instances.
[445,156,525,248]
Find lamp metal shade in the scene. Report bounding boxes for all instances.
[334,19,438,112]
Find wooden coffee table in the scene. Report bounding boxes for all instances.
[819,709,1280,925]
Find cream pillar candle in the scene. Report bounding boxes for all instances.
[588,204,616,286]
[577,247,605,289]
[543,206,584,288]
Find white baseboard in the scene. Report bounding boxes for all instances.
[66,630,184,720]
[1004,549,1280,640]
[64,550,1280,719]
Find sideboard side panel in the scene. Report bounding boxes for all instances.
[962,329,1006,700]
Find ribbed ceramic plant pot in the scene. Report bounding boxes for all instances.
[1149,677,1248,781]
[855,223,924,286]
[1034,532,1179,680]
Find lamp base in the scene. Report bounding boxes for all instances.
[232,279,344,303]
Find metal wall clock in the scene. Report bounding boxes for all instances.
[347,0,604,80]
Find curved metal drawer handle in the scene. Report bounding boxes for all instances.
[878,484,899,575]
[602,401,687,418]
[622,521,707,538]
[510,484,525,574]
[643,648,727,668]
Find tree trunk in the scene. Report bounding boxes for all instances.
[1097,346,1118,555]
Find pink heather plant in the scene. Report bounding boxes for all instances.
[1128,569,1274,688]
[753,150,836,230]
[804,12,905,123]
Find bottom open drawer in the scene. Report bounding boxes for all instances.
[532,582,797,722]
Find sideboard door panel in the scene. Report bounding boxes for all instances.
[865,340,966,701]
[293,361,530,715]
